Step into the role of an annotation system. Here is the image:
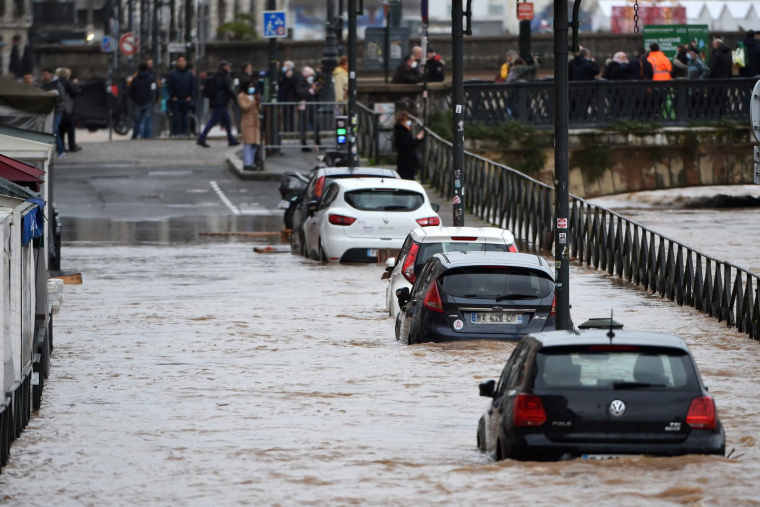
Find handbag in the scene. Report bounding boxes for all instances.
[733,44,746,68]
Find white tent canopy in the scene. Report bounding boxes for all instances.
[592,0,760,32]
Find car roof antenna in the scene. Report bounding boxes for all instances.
[607,309,615,341]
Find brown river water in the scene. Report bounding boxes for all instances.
[1,238,759,506]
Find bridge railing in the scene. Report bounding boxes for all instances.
[459,78,756,128]
[356,103,760,340]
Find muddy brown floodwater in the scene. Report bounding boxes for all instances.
[1,237,760,506]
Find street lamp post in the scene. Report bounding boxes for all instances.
[554,0,571,330]
[320,0,339,104]
[451,0,465,226]
[347,0,358,169]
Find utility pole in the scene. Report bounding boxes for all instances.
[320,0,338,104]
[554,0,571,330]
[347,0,358,169]
[451,0,465,226]
[267,0,280,154]
[153,0,161,68]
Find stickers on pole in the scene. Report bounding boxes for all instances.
[559,232,567,244]
[453,196,461,205]
[455,105,462,113]
[557,218,568,229]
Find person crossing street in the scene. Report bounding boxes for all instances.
[197,61,240,148]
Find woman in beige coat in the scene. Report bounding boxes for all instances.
[237,81,262,170]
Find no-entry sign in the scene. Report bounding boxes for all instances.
[518,3,534,21]
[119,33,137,56]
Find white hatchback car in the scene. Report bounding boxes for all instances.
[303,178,441,263]
[384,227,518,317]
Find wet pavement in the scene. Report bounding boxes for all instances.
[1,144,760,505]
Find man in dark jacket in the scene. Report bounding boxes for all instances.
[39,68,66,157]
[568,49,599,81]
[708,39,733,78]
[425,48,445,83]
[197,61,240,148]
[739,31,760,77]
[279,60,300,132]
[129,62,157,139]
[392,56,423,84]
[622,47,654,80]
[167,55,195,137]
[9,36,23,79]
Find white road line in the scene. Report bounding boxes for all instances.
[210,181,241,215]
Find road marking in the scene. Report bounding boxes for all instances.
[210,181,241,215]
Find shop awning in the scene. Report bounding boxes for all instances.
[0,153,45,191]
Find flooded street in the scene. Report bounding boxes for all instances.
[1,240,759,505]
[2,148,760,505]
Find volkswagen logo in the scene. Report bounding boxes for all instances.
[609,399,626,417]
[383,215,390,224]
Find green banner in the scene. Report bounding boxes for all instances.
[643,24,710,60]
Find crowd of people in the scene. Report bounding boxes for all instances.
[391,46,446,84]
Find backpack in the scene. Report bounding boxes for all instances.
[203,73,218,99]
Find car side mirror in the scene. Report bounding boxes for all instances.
[307,200,318,215]
[395,287,410,307]
[479,380,496,398]
[431,203,440,213]
[385,257,396,270]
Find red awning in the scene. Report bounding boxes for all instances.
[0,153,45,184]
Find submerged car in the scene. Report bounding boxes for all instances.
[384,227,518,317]
[477,330,726,461]
[395,251,557,344]
[302,178,441,263]
[291,167,400,257]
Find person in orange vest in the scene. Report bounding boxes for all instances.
[647,43,672,80]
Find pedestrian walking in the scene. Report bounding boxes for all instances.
[296,66,321,151]
[629,47,654,80]
[279,60,300,132]
[671,45,689,78]
[130,63,157,140]
[686,47,710,79]
[392,55,423,84]
[496,50,519,83]
[393,111,425,181]
[738,31,760,77]
[333,56,349,102]
[709,39,733,79]
[58,68,81,152]
[568,49,599,81]
[197,61,240,148]
[237,81,262,171]
[9,35,23,80]
[425,48,445,83]
[39,68,66,158]
[167,55,195,137]
[647,43,672,81]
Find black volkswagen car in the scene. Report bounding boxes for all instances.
[477,330,725,461]
[395,252,558,344]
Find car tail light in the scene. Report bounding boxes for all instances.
[417,216,441,227]
[508,244,518,253]
[513,394,547,427]
[686,396,716,430]
[451,236,478,241]
[314,176,326,198]
[423,281,444,313]
[328,214,356,226]
[402,243,419,283]
[549,294,556,317]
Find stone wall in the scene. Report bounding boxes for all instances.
[471,128,755,199]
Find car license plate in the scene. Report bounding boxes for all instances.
[367,249,379,257]
[277,200,291,210]
[471,313,523,325]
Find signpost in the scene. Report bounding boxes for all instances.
[102,36,113,53]
[263,10,288,38]
[168,42,187,53]
[643,24,710,59]
[751,80,760,184]
[517,2,534,20]
[119,32,137,56]
[363,27,410,71]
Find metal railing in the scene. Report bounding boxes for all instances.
[356,105,760,339]
[262,101,348,150]
[459,78,756,128]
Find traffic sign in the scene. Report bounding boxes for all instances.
[101,36,113,53]
[168,42,187,53]
[263,11,287,38]
[119,32,137,56]
[518,2,534,21]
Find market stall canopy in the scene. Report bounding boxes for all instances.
[0,77,56,132]
[0,177,39,200]
[22,198,45,246]
[592,0,760,32]
[0,153,45,192]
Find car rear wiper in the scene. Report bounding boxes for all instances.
[613,382,666,389]
[495,294,539,301]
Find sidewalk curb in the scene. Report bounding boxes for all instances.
[225,152,283,182]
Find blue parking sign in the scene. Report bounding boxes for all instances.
[102,36,113,53]
[263,11,287,38]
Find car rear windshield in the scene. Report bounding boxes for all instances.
[534,346,699,390]
[344,189,424,212]
[440,268,553,299]
[416,243,511,270]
